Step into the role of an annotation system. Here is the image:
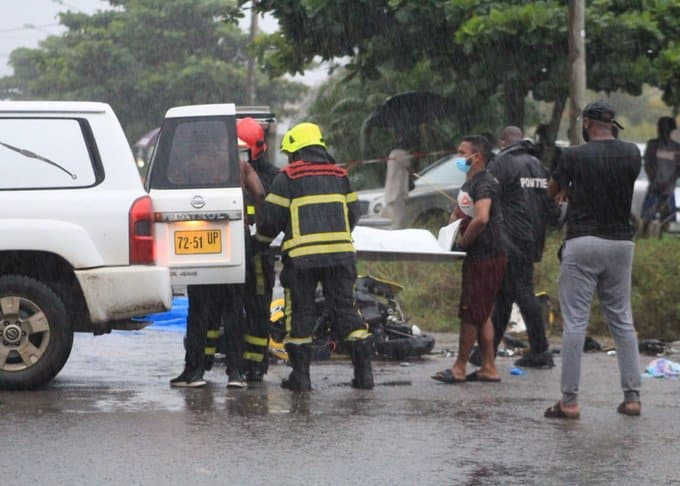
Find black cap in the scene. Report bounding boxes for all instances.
[582,100,624,129]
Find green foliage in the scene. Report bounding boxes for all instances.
[255,0,680,134]
[359,232,680,341]
[0,0,307,141]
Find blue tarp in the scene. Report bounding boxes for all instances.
[138,296,188,332]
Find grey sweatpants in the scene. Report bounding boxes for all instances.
[558,236,641,406]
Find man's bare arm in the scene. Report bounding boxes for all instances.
[241,160,265,212]
[459,198,490,248]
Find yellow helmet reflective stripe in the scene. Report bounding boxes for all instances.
[281,122,327,153]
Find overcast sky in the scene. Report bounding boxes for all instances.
[0,0,326,85]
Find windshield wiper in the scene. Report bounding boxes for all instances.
[0,141,77,180]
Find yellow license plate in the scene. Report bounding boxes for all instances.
[174,230,222,255]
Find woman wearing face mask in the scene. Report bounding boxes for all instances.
[432,135,506,384]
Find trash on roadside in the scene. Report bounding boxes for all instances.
[399,362,411,367]
[607,350,617,356]
[510,367,527,376]
[639,339,666,356]
[645,358,680,378]
[497,348,515,357]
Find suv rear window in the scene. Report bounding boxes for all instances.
[147,116,240,189]
[0,118,97,189]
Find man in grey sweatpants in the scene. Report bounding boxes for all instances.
[547,100,642,419]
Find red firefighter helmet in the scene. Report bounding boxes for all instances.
[236,117,267,159]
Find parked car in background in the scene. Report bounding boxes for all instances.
[357,152,464,231]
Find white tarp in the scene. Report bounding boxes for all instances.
[352,221,465,262]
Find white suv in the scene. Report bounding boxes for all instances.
[145,104,246,291]
[0,101,172,389]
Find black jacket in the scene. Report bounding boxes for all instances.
[490,140,558,262]
[257,147,359,269]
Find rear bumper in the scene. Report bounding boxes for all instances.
[75,266,173,323]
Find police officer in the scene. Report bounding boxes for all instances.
[487,126,557,368]
[256,122,374,391]
[237,117,279,382]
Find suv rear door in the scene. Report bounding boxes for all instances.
[146,104,245,290]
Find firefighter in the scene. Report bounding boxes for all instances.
[237,117,279,382]
[256,122,374,391]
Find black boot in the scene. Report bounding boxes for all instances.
[350,339,374,390]
[281,343,311,391]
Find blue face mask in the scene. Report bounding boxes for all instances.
[454,156,471,173]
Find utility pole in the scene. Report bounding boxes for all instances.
[246,1,259,105]
[568,0,586,145]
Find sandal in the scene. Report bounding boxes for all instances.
[617,400,641,416]
[431,368,465,384]
[465,370,501,383]
[544,401,580,419]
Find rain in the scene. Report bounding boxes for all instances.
[1,1,680,484]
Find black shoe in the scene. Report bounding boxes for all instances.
[350,339,374,390]
[514,351,555,369]
[170,368,207,388]
[281,343,312,391]
[244,366,265,382]
[468,346,482,367]
[227,370,247,389]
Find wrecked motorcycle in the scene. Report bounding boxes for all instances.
[269,275,436,361]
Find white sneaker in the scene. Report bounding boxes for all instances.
[227,372,247,389]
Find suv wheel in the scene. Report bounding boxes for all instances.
[0,276,73,390]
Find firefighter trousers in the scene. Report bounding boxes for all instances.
[279,262,368,342]
[242,239,276,368]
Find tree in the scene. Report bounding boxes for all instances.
[252,0,677,145]
[0,0,307,141]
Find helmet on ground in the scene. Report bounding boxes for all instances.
[237,117,267,159]
[280,122,327,154]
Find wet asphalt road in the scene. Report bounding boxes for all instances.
[1,330,679,485]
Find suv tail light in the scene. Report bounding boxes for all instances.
[129,196,155,264]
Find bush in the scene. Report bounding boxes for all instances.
[358,232,680,340]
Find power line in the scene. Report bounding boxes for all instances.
[0,23,61,34]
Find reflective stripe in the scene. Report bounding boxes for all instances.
[265,193,290,208]
[204,347,217,354]
[346,192,358,203]
[245,334,268,347]
[255,232,274,243]
[243,351,264,362]
[281,231,352,252]
[284,336,313,345]
[284,288,292,337]
[288,242,355,259]
[290,194,349,240]
[344,328,371,341]
[254,254,265,295]
[206,330,220,338]
[247,205,256,215]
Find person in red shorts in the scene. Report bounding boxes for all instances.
[432,135,507,383]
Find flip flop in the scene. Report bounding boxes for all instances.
[465,370,501,383]
[431,369,465,384]
[544,401,580,419]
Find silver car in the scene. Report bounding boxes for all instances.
[358,153,465,230]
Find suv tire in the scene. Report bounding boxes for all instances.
[0,275,73,390]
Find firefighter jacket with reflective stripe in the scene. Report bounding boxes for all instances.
[257,159,360,269]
